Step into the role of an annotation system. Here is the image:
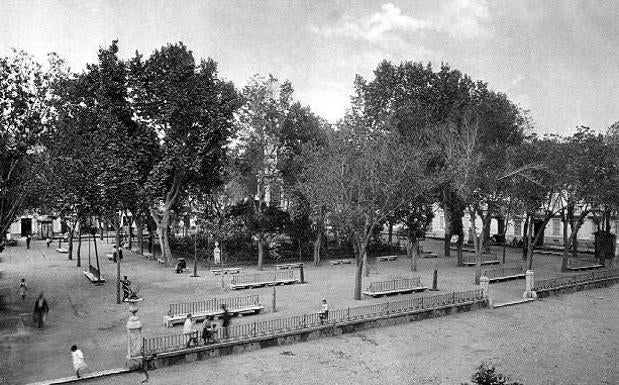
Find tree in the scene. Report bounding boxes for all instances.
[129,42,240,266]
[298,123,429,300]
[0,50,63,249]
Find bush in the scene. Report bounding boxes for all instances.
[462,363,523,385]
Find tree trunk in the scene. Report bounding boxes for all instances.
[522,216,529,261]
[137,216,143,254]
[561,209,569,271]
[406,231,418,272]
[313,233,322,266]
[362,243,370,278]
[443,207,452,257]
[93,232,101,281]
[67,223,74,261]
[76,224,82,268]
[470,208,482,285]
[160,225,172,264]
[353,237,366,300]
[388,222,393,245]
[116,221,122,304]
[527,216,551,270]
[257,234,264,271]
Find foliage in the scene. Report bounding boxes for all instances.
[462,362,523,385]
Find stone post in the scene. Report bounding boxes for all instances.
[126,298,144,369]
[479,275,492,307]
[523,270,537,299]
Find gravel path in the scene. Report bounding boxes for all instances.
[83,286,618,385]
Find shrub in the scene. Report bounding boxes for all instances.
[462,363,523,385]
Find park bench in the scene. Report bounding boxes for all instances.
[230,270,300,290]
[210,267,243,275]
[163,295,264,327]
[83,265,105,283]
[275,263,303,270]
[362,277,427,297]
[376,255,398,262]
[328,259,354,265]
[484,266,525,282]
[56,248,68,254]
[566,258,603,271]
[421,251,438,258]
[450,245,476,253]
[462,253,500,266]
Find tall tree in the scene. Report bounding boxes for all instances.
[129,42,240,265]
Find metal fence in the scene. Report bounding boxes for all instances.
[568,258,600,268]
[484,266,524,280]
[143,289,484,355]
[231,270,296,285]
[168,295,260,317]
[533,268,619,291]
[367,278,423,293]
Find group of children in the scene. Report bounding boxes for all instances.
[183,304,233,347]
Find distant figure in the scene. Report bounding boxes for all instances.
[201,316,214,344]
[221,304,231,339]
[319,298,329,324]
[26,234,31,249]
[70,345,87,378]
[33,293,49,328]
[183,314,196,347]
[19,278,28,300]
[46,237,52,248]
[210,323,219,343]
[121,276,132,301]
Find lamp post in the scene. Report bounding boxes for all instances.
[191,225,199,277]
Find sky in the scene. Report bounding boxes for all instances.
[1,0,618,135]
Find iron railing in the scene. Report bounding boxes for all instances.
[533,268,619,291]
[367,278,423,293]
[143,289,484,355]
[231,270,297,285]
[484,266,524,280]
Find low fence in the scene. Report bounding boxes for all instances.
[231,270,296,285]
[533,268,619,291]
[367,278,422,293]
[484,266,524,280]
[168,295,260,317]
[143,289,484,356]
[568,258,601,268]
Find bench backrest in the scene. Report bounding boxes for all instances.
[368,278,422,292]
[231,270,295,285]
[169,294,260,317]
[484,266,523,279]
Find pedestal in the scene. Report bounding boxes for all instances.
[523,270,537,299]
[479,275,492,307]
[126,298,144,369]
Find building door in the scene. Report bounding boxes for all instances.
[21,218,32,236]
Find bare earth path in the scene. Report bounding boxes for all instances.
[84,285,619,385]
[1,239,617,384]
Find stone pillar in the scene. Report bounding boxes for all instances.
[523,270,537,299]
[126,299,143,369]
[479,275,492,307]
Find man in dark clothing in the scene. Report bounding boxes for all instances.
[33,293,49,328]
[121,276,132,300]
[221,304,231,339]
[26,234,31,249]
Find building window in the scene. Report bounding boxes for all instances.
[439,215,445,230]
[514,219,522,236]
[552,218,561,236]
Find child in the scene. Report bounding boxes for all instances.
[319,298,329,324]
[201,316,213,344]
[70,345,87,378]
[19,278,28,300]
[46,238,52,248]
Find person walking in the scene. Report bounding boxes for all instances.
[26,234,31,249]
[46,237,52,248]
[319,298,329,324]
[183,314,196,348]
[70,345,88,378]
[19,278,28,300]
[221,304,231,340]
[33,293,49,328]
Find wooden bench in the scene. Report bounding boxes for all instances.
[56,248,68,254]
[376,255,398,262]
[230,270,300,290]
[362,278,427,297]
[275,263,303,270]
[566,259,603,271]
[83,265,105,283]
[328,259,354,265]
[421,251,438,258]
[485,266,526,282]
[210,267,242,275]
[462,254,500,266]
[163,295,264,327]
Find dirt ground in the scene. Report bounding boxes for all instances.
[0,238,616,384]
[83,285,619,385]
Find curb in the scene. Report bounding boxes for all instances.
[25,368,132,385]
